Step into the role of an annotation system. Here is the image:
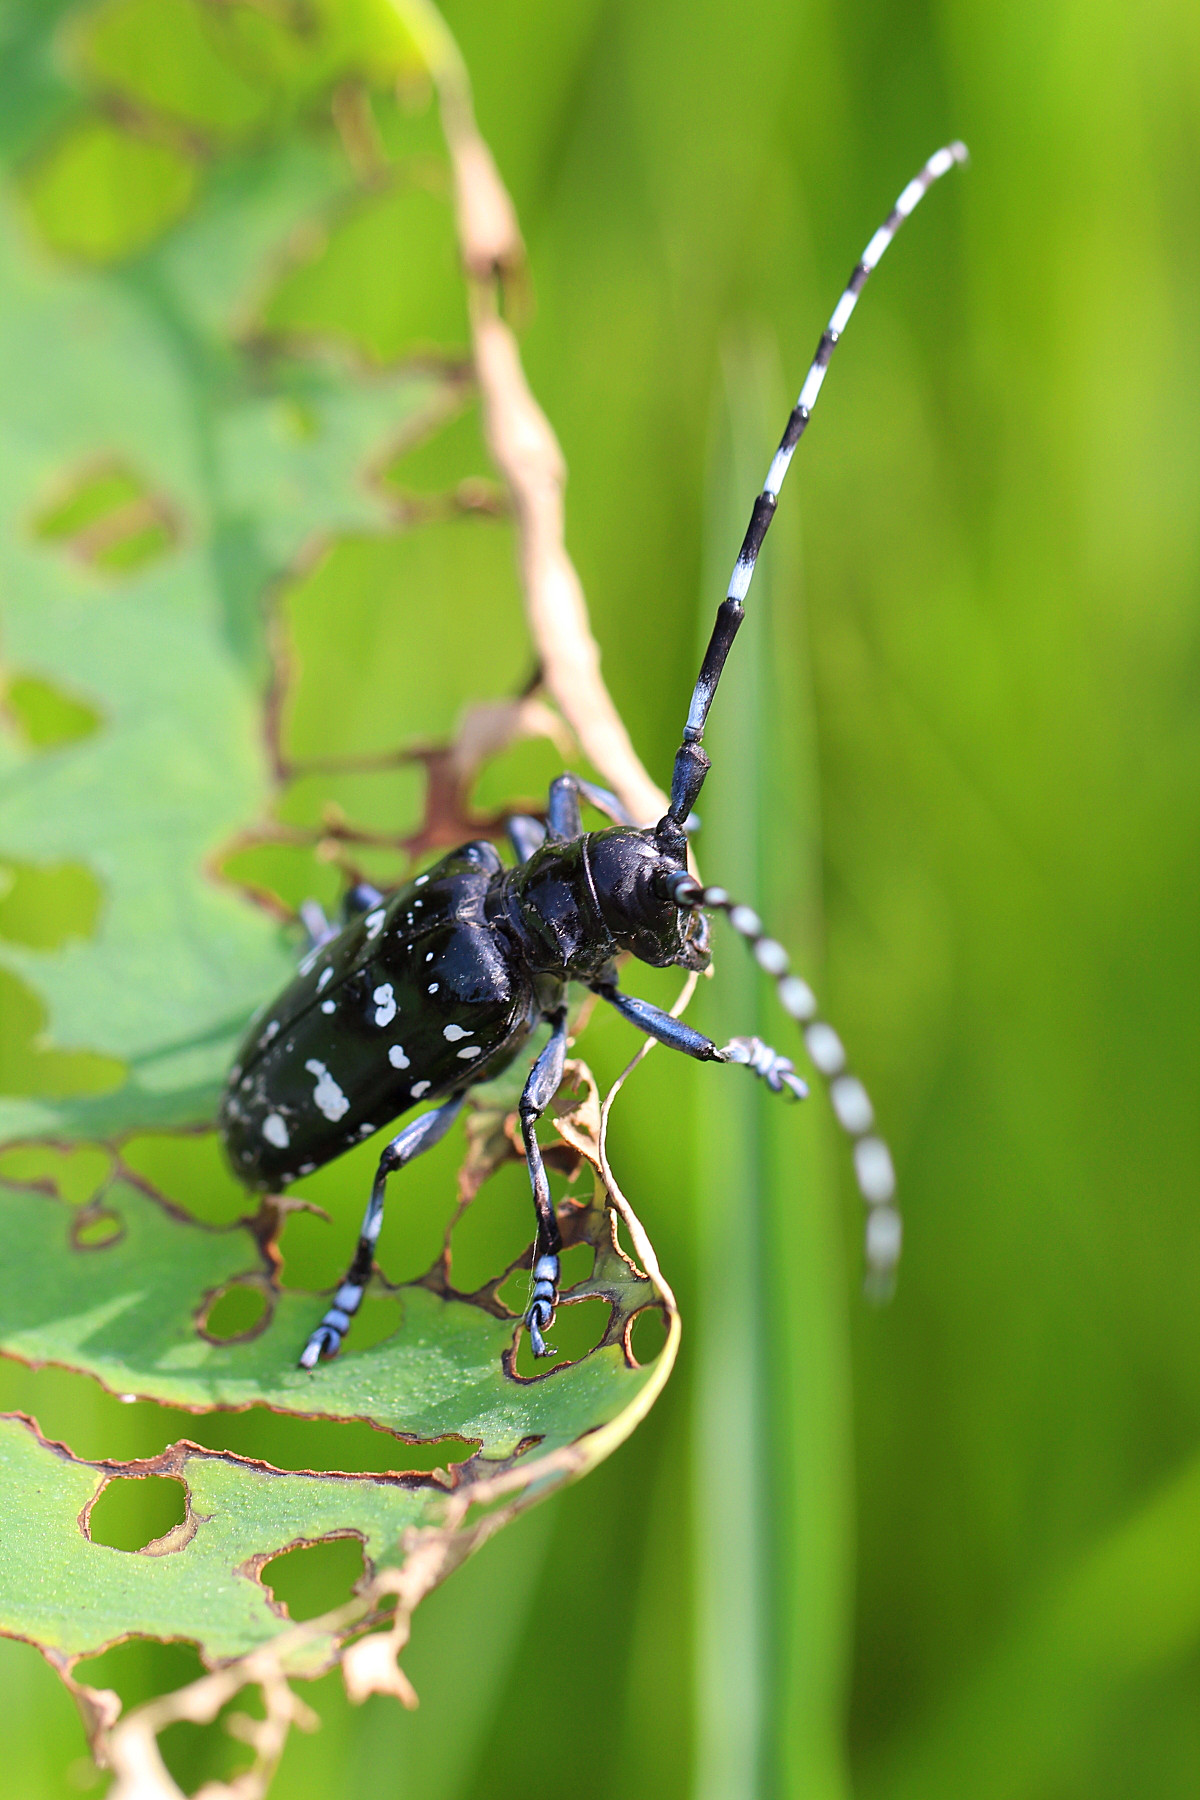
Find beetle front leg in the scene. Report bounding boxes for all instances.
[518,1006,569,1357]
[593,981,809,1099]
[299,1093,466,1369]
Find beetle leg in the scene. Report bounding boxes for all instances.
[593,981,808,1100]
[546,775,584,841]
[518,1006,569,1356]
[546,772,636,840]
[507,814,547,863]
[299,1093,466,1369]
[341,881,383,924]
[298,900,337,953]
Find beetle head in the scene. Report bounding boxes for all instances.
[585,829,711,972]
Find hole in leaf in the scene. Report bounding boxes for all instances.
[33,460,178,572]
[201,1282,270,1342]
[72,1205,123,1249]
[3,672,102,750]
[22,115,198,263]
[451,1161,537,1295]
[81,0,274,142]
[276,765,426,840]
[512,1295,612,1379]
[88,1476,187,1552]
[382,397,493,494]
[0,1356,481,1475]
[122,1132,251,1226]
[0,1143,111,1206]
[0,968,126,1097]
[558,1242,595,1288]
[75,1638,205,1707]
[76,1640,252,1790]
[159,1705,255,1796]
[0,857,103,949]
[217,839,342,921]
[628,1304,667,1366]
[494,1241,594,1318]
[259,180,468,365]
[470,733,567,819]
[278,521,527,765]
[261,1535,365,1621]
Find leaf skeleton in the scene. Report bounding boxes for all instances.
[220,142,968,1369]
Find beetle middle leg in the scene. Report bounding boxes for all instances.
[546,773,633,840]
[518,1004,569,1357]
[299,1092,466,1369]
[297,883,383,957]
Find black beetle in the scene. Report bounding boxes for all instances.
[220,142,966,1368]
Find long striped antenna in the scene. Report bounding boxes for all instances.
[665,871,901,1289]
[658,140,968,847]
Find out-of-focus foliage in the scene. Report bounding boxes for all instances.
[0,0,1198,1796]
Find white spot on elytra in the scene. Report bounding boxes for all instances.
[263,1113,289,1149]
[364,908,385,939]
[411,1079,430,1098]
[373,982,396,1027]
[427,982,438,994]
[321,1000,335,1014]
[414,874,429,886]
[304,1058,350,1122]
[262,1019,280,1043]
[425,952,434,963]
[442,1023,471,1042]
[359,1122,375,1137]
[388,1044,410,1070]
[457,1045,481,1060]
[299,1162,315,1176]
[317,966,333,992]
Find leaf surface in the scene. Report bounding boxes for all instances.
[0,0,677,1719]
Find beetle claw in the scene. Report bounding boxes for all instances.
[526,1302,556,1359]
[299,1324,341,1369]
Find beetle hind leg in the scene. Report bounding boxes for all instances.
[299,1094,465,1369]
[517,1007,569,1357]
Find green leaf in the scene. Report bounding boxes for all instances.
[0,0,678,1737]
[0,1079,672,1676]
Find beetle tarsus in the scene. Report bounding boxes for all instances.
[299,1323,342,1368]
[719,1034,809,1100]
[525,1252,560,1358]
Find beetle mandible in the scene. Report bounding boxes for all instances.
[220,142,968,1369]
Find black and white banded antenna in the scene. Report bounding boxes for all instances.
[656,139,968,850]
[665,869,901,1289]
[657,141,968,1288]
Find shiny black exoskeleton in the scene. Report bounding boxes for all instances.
[222,143,964,1366]
[221,787,770,1367]
[222,818,709,1199]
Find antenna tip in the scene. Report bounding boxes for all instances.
[949,139,970,167]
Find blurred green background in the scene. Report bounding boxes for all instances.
[2,0,1199,1796]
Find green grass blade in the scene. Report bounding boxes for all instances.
[692,329,854,1800]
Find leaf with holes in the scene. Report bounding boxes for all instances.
[0,0,679,1760]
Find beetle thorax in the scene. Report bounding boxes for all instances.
[495,827,708,977]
